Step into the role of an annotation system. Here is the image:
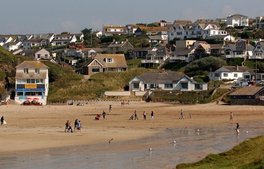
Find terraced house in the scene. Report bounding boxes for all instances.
[15,61,49,105]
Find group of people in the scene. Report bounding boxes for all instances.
[129,110,154,120]
[65,119,81,133]
[179,109,192,119]
[95,111,107,120]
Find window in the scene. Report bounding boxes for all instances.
[165,84,173,89]
[223,73,228,77]
[244,75,250,79]
[17,92,23,96]
[35,69,40,74]
[215,73,220,77]
[195,84,202,90]
[133,83,139,89]
[24,68,28,74]
[92,68,100,72]
[107,58,113,63]
[234,74,238,77]
[37,54,41,58]
[181,82,188,89]
[150,84,156,89]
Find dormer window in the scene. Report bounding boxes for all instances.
[106,58,113,63]
[24,68,28,74]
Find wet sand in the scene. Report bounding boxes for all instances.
[0,102,264,168]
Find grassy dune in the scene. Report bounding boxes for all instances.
[176,136,264,169]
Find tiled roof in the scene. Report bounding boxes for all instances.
[229,86,264,96]
[136,71,189,84]
[216,66,253,73]
[16,61,48,69]
[94,54,127,68]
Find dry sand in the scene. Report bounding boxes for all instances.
[0,101,263,154]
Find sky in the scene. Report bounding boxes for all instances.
[0,0,263,34]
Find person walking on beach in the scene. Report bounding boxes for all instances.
[65,120,73,133]
[230,112,234,122]
[143,111,147,120]
[151,111,154,120]
[102,111,106,119]
[76,120,81,132]
[74,119,78,131]
[235,123,240,135]
[180,109,184,119]
[109,105,112,113]
[134,110,138,120]
[0,116,4,125]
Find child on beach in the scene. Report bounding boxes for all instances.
[0,116,4,125]
[143,111,147,120]
[134,110,138,120]
[151,111,154,119]
[65,120,73,133]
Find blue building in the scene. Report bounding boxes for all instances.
[15,61,49,105]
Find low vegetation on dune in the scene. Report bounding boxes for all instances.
[176,136,264,169]
[46,60,152,102]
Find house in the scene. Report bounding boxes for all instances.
[168,20,192,41]
[107,39,134,54]
[34,48,52,60]
[141,46,169,67]
[169,48,194,62]
[51,33,77,46]
[131,48,150,58]
[256,16,264,29]
[3,41,22,51]
[129,71,207,92]
[252,41,264,59]
[102,25,127,36]
[32,33,54,43]
[23,38,48,49]
[224,40,254,59]
[82,54,127,75]
[15,61,49,105]
[209,66,253,81]
[226,14,249,27]
[138,25,168,36]
[229,86,264,105]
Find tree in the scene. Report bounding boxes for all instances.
[81,28,100,47]
[184,56,227,77]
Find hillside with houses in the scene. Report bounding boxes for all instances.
[1,14,264,105]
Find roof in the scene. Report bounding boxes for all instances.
[174,48,194,56]
[229,86,264,96]
[135,71,192,84]
[16,61,48,69]
[215,66,253,73]
[138,26,168,32]
[228,14,248,19]
[173,20,192,26]
[94,54,127,68]
[108,40,133,48]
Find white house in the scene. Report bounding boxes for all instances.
[252,41,264,59]
[224,40,254,59]
[3,41,22,51]
[51,33,77,46]
[102,25,127,36]
[34,48,52,60]
[15,61,49,105]
[209,66,252,81]
[226,14,249,27]
[129,71,207,92]
[256,16,264,29]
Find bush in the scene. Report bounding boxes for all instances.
[185,56,226,77]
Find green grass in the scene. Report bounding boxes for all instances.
[127,58,142,69]
[47,67,152,103]
[176,136,264,169]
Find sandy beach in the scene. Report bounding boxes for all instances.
[1,102,264,169]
